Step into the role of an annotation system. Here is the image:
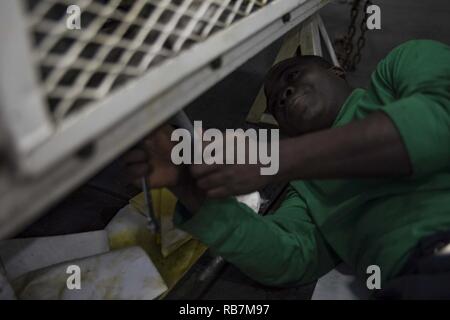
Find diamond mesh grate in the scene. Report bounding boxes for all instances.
[21,0,274,123]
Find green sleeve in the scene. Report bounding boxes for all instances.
[175,187,335,286]
[374,40,450,178]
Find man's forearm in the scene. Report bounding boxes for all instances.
[278,111,412,181]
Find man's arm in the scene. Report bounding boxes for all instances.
[122,128,337,286]
[276,111,411,181]
[175,187,338,286]
[192,111,411,197]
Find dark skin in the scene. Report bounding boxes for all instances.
[124,58,412,211]
[264,58,350,136]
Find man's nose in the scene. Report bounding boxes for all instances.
[278,86,294,108]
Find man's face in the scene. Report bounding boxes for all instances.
[264,58,342,136]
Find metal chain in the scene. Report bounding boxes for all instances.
[341,0,361,69]
[350,0,372,69]
[335,0,371,71]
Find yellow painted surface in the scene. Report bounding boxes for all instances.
[110,191,207,293]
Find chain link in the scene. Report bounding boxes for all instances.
[350,0,372,68]
[341,0,361,69]
[335,0,372,71]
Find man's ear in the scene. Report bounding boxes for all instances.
[329,66,346,79]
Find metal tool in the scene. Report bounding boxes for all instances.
[141,176,159,233]
[140,110,195,234]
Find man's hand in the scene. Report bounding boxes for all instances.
[122,125,188,188]
[191,163,272,198]
[122,124,205,212]
[189,129,277,198]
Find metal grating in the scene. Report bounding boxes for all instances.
[22,0,274,124]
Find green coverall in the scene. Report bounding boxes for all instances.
[176,40,450,286]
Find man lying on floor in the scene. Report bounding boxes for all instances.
[124,40,450,299]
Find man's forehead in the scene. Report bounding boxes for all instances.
[264,55,332,95]
[264,57,303,95]
[266,58,302,83]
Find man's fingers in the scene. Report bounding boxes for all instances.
[190,163,221,178]
[148,168,178,189]
[207,187,231,198]
[196,170,228,190]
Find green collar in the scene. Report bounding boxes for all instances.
[332,88,366,126]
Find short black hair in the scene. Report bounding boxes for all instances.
[264,55,334,96]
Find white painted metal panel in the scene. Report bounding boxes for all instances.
[0,0,329,238]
